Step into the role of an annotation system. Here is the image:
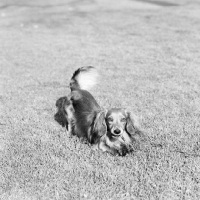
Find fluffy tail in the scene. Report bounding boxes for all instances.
[70,66,98,91]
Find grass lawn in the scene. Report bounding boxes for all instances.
[0,0,200,199]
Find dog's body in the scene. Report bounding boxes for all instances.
[55,66,143,155]
[55,67,107,144]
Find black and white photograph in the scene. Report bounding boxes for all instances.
[0,0,200,199]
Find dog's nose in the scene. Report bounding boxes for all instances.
[114,129,121,135]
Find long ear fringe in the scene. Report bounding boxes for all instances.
[125,111,147,143]
[91,110,107,144]
[125,111,141,135]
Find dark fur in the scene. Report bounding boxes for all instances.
[54,96,70,129]
[55,67,106,144]
[55,67,143,156]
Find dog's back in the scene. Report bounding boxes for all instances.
[69,67,101,141]
[70,66,100,112]
[70,90,100,137]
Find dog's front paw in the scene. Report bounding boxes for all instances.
[109,148,119,156]
[118,146,128,156]
[91,144,99,151]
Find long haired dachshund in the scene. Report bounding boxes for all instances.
[55,66,107,145]
[55,66,143,156]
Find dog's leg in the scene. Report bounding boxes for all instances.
[65,104,75,136]
[98,139,119,156]
[91,143,99,151]
[67,120,73,137]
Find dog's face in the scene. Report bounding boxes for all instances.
[105,108,139,138]
[106,108,127,137]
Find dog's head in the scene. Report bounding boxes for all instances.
[105,108,139,138]
[95,108,141,156]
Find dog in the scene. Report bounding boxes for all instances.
[55,66,143,156]
[55,66,107,145]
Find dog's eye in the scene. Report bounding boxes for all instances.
[121,118,126,122]
[107,117,113,122]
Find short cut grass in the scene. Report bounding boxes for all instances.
[0,0,200,199]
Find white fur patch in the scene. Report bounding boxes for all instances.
[76,68,99,90]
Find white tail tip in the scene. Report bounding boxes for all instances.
[76,67,99,90]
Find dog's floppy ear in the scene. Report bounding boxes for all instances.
[125,111,141,136]
[91,110,107,144]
